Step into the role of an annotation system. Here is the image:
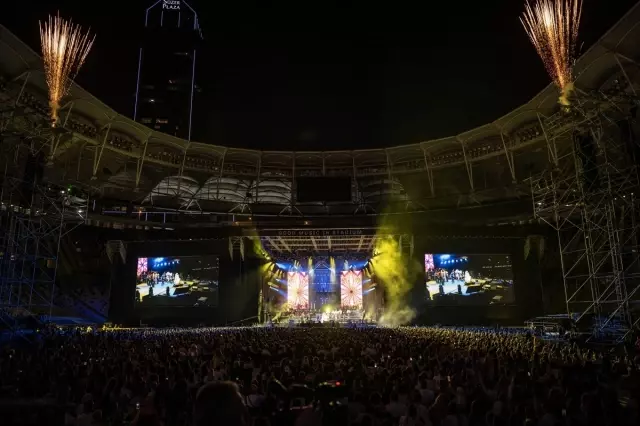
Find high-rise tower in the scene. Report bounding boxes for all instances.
[134,0,202,140]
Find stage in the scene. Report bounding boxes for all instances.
[268,308,373,325]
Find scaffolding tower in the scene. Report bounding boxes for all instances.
[531,89,640,342]
[0,132,87,331]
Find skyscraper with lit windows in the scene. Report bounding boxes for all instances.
[134,0,202,140]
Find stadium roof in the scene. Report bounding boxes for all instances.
[1,5,638,152]
[0,4,638,219]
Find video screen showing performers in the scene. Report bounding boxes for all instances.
[135,256,219,307]
[424,253,514,305]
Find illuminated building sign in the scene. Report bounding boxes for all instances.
[162,0,180,10]
[272,229,370,237]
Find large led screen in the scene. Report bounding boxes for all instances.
[424,253,514,305]
[287,271,309,310]
[340,270,363,309]
[135,256,218,307]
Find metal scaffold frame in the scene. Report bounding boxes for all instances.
[531,90,640,343]
[0,141,87,331]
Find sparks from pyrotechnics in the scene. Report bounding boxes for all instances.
[520,0,582,105]
[39,14,95,126]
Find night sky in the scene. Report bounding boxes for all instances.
[3,0,638,150]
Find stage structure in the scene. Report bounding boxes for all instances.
[257,228,411,323]
[531,86,640,343]
[0,142,87,331]
[258,228,414,256]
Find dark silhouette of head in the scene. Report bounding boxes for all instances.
[194,381,249,426]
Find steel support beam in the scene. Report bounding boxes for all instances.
[537,112,559,167]
[255,153,262,203]
[215,148,228,200]
[385,149,392,181]
[278,236,292,252]
[498,129,517,183]
[615,53,640,68]
[92,123,112,178]
[420,143,435,197]
[14,71,30,108]
[135,135,151,189]
[1,71,30,133]
[366,236,375,251]
[48,101,76,161]
[614,54,638,97]
[291,153,296,213]
[264,236,281,253]
[352,153,357,179]
[174,143,191,209]
[179,143,190,177]
[458,137,474,191]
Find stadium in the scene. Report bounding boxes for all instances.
[1,1,640,424]
[1,2,640,335]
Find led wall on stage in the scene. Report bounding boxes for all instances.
[135,256,219,307]
[340,270,363,309]
[424,253,514,305]
[287,271,309,309]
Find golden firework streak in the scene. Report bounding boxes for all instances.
[39,14,94,126]
[521,0,582,105]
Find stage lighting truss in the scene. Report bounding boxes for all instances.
[530,88,640,343]
[0,160,87,332]
[260,232,414,257]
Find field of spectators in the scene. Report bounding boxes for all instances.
[1,325,639,426]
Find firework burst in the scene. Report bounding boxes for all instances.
[521,0,582,105]
[39,14,94,126]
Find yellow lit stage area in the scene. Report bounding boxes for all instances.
[255,228,414,324]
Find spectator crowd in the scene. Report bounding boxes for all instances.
[0,326,639,426]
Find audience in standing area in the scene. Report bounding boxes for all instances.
[0,325,639,426]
